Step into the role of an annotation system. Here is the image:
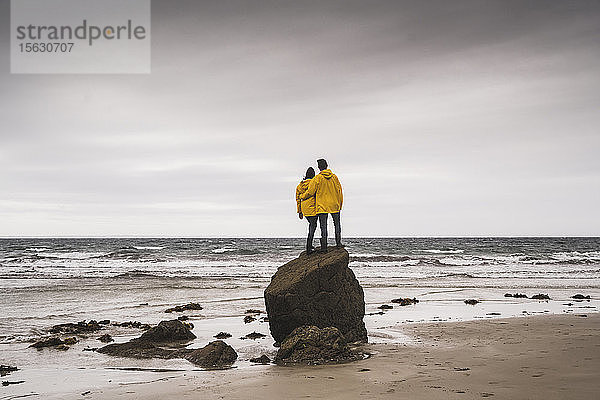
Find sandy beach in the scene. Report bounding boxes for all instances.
[73,313,598,400]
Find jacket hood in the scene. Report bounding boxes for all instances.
[320,169,333,179]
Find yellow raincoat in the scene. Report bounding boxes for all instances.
[300,169,343,214]
[296,179,317,217]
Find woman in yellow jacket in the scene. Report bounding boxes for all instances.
[296,167,318,254]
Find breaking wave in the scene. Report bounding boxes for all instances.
[422,249,464,254]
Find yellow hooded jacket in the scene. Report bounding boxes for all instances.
[300,169,343,214]
[296,179,317,217]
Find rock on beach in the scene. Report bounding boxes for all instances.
[264,247,367,344]
[275,325,360,365]
[182,340,237,369]
[97,320,196,359]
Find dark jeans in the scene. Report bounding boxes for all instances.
[306,216,318,251]
[318,212,341,246]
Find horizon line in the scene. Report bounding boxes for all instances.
[0,235,599,239]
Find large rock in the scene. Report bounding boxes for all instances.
[97,320,239,369]
[97,340,175,359]
[98,319,196,359]
[275,325,359,365]
[182,340,237,369]
[264,247,367,343]
[138,320,197,343]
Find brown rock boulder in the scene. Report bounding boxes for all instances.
[29,337,65,349]
[182,340,237,369]
[275,325,359,365]
[138,320,197,343]
[264,247,367,344]
[97,319,196,359]
[97,340,175,359]
[250,355,271,364]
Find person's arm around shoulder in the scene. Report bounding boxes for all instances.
[300,175,319,200]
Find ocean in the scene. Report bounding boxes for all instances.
[2,237,599,282]
[1,237,598,398]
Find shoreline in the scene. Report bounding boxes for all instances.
[5,313,594,400]
[1,287,598,399]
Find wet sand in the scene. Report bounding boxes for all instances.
[84,313,599,400]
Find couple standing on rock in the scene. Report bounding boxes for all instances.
[295,158,343,254]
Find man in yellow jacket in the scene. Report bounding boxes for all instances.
[295,167,318,254]
[300,159,343,251]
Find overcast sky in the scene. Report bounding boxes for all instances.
[1,0,599,237]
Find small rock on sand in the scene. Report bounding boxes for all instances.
[244,315,256,324]
[30,337,64,349]
[391,297,419,306]
[504,293,528,298]
[214,332,232,339]
[165,303,203,313]
[98,334,114,343]
[572,294,591,300]
[531,294,550,300]
[249,355,271,364]
[241,332,267,340]
[464,299,480,305]
[0,365,18,377]
[63,337,78,345]
[49,320,102,335]
[183,340,237,369]
[112,321,152,330]
[30,336,77,349]
[2,380,25,386]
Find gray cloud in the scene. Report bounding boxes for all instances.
[1,0,599,237]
